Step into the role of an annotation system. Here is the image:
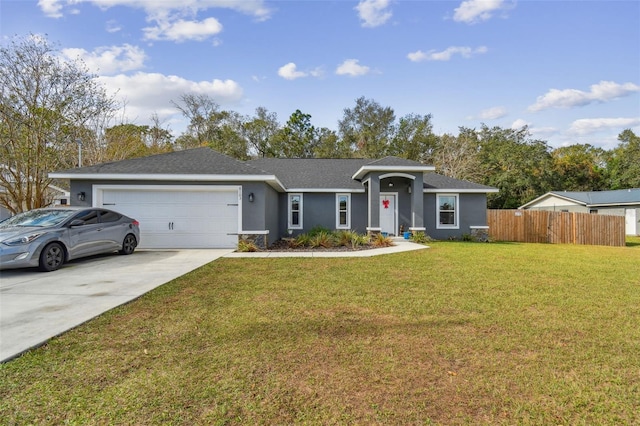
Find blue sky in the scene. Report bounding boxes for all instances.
[2,0,639,150]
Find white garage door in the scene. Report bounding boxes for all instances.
[97,186,240,249]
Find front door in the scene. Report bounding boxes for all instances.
[380,193,397,235]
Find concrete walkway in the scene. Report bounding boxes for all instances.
[224,238,428,258]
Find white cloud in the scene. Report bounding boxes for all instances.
[335,59,371,77]
[528,81,640,112]
[61,44,146,75]
[479,106,507,120]
[355,0,392,28]
[529,126,558,140]
[38,1,271,41]
[38,0,64,18]
[38,0,272,20]
[510,118,530,129]
[277,63,325,80]
[143,17,223,42]
[568,117,640,135]
[97,72,243,127]
[105,19,122,33]
[453,0,511,24]
[276,62,324,80]
[311,68,324,78]
[278,63,307,80]
[408,46,487,62]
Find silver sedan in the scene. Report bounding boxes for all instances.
[0,207,140,272]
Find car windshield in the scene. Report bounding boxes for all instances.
[0,209,76,228]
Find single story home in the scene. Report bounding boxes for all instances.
[49,148,498,249]
[520,189,640,235]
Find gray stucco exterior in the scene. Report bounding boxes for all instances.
[424,193,489,240]
[50,148,498,248]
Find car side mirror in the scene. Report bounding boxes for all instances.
[69,219,85,227]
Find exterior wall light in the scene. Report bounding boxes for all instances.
[248,193,254,202]
[77,192,86,201]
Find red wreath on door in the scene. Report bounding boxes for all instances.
[382,199,390,209]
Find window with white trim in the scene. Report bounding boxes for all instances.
[288,193,303,229]
[336,194,351,229]
[437,194,459,229]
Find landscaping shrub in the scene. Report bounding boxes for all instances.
[370,232,394,247]
[307,225,332,237]
[335,230,364,248]
[309,231,335,248]
[237,240,259,252]
[410,231,433,244]
[292,233,312,248]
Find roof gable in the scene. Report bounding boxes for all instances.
[351,156,435,180]
[521,188,640,209]
[249,158,368,190]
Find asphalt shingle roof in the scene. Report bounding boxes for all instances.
[53,148,497,192]
[423,173,498,191]
[249,158,368,189]
[550,189,640,205]
[55,147,269,176]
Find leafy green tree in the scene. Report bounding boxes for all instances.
[313,127,352,158]
[242,107,280,158]
[271,109,317,158]
[477,125,554,208]
[0,34,118,214]
[103,122,174,162]
[104,124,152,160]
[550,144,607,191]
[389,113,437,163]
[607,129,640,189]
[212,111,248,160]
[338,97,395,158]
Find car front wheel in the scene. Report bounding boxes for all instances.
[39,242,65,272]
[120,234,137,255]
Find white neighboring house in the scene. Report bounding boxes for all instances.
[520,189,640,236]
[0,165,70,220]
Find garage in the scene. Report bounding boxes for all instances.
[95,185,241,249]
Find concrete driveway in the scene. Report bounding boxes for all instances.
[0,249,232,362]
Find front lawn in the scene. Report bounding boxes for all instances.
[1,241,639,424]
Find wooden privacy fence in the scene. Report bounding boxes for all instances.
[487,210,626,247]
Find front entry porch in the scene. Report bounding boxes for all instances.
[365,173,426,236]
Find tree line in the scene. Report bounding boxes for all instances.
[2,35,639,215]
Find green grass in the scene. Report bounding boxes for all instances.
[1,241,639,425]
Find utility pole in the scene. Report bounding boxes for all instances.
[76,139,83,168]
